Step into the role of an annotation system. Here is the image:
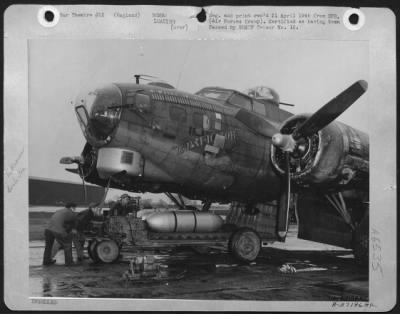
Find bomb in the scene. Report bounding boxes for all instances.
[146,211,223,233]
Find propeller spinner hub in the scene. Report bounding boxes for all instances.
[271,133,296,152]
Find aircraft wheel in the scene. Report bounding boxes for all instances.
[229,228,261,263]
[95,240,120,263]
[88,240,100,262]
[353,209,369,268]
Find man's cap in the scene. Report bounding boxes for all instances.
[120,194,130,199]
[65,202,77,209]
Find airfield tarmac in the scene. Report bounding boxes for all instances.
[29,226,368,300]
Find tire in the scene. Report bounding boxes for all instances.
[229,228,261,263]
[95,240,120,263]
[353,210,369,268]
[88,240,100,262]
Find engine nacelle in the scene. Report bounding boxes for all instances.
[271,114,369,190]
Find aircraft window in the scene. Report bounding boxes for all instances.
[215,112,222,130]
[253,101,266,116]
[135,93,151,112]
[193,112,203,128]
[203,114,210,130]
[198,90,232,101]
[76,106,89,127]
[170,105,187,122]
[229,93,252,110]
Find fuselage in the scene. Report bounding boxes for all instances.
[73,82,293,202]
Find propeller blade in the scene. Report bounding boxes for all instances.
[277,152,291,239]
[292,80,367,140]
[235,108,279,138]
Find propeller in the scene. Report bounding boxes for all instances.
[272,80,368,240]
[277,152,291,239]
[272,80,368,152]
[293,80,367,140]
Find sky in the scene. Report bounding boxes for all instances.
[28,39,369,200]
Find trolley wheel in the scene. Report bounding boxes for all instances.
[95,240,120,263]
[88,240,100,262]
[353,209,369,268]
[229,228,261,263]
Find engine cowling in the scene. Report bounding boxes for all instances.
[271,114,369,190]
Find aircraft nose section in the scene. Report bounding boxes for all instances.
[74,84,123,145]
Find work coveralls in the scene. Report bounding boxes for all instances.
[51,209,94,261]
[42,207,77,266]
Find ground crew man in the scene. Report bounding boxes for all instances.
[42,202,77,266]
[51,202,97,262]
[111,194,131,216]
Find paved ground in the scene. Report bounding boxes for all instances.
[29,227,368,300]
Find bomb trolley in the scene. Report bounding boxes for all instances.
[84,209,266,264]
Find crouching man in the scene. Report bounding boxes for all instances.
[50,202,97,263]
[42,202,77,266]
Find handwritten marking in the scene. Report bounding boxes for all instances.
[384,185,396,191]
[31,298,58,305]
[5,148,26,193]
[371,228,383,278]
[332,301,376,308]
[331,295,365,301]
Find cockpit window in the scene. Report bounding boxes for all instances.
[196,89,232,101]
[76,106,89,126]
[229,93,252,111]
[74,84,122,145]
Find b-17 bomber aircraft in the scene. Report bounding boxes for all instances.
[61,75,369,265]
